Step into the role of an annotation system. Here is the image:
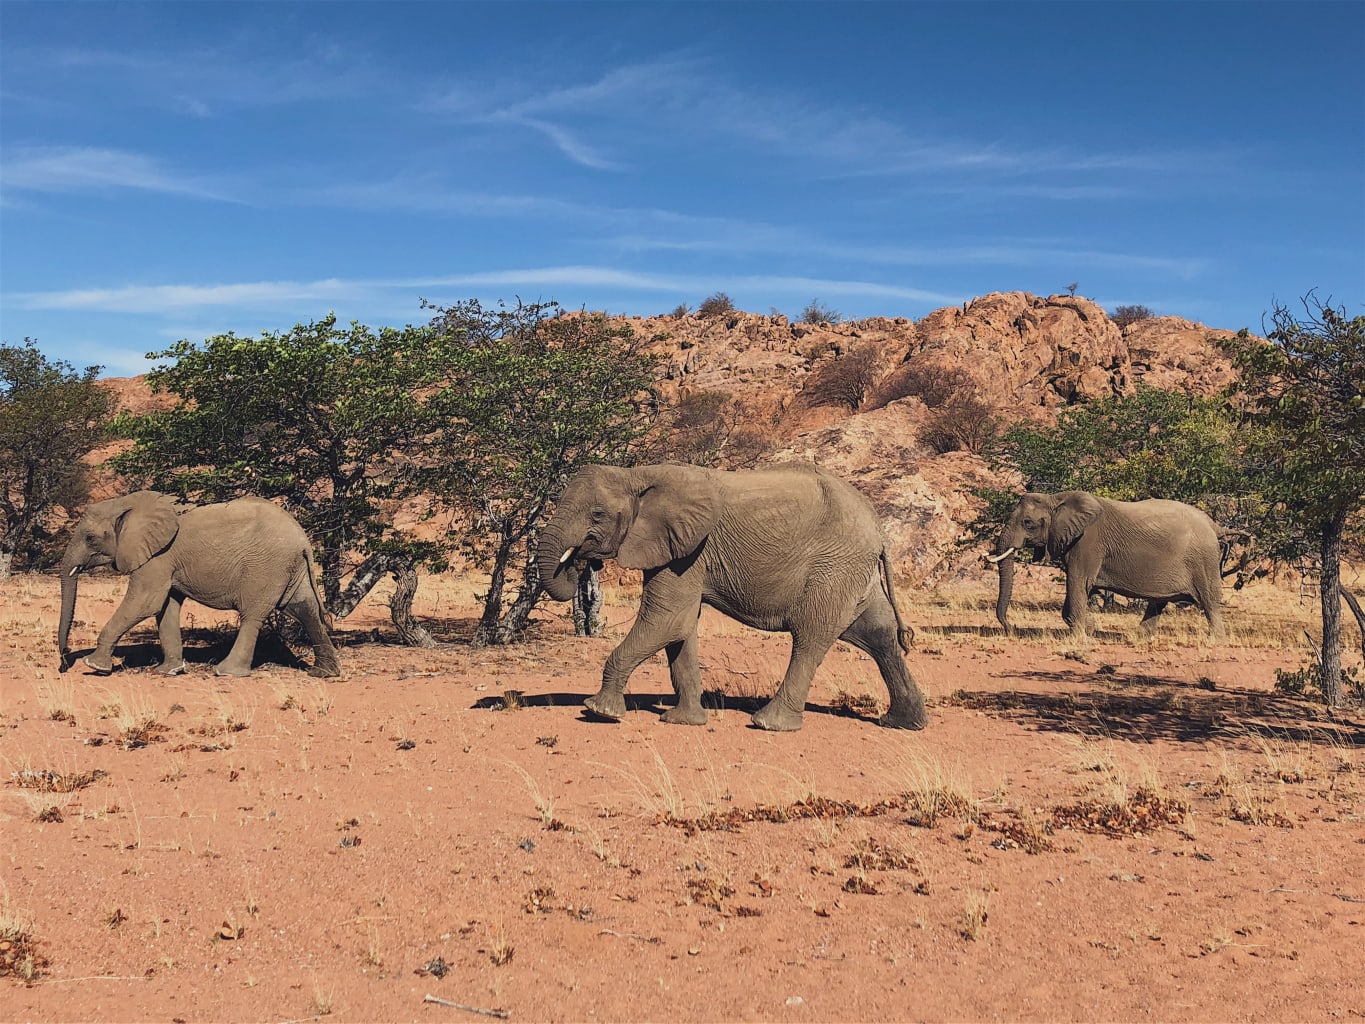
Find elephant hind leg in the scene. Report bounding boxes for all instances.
[840,599,927,731]
[215,603,271,677]
[285,595,341,678]
[1139,599,1169,634]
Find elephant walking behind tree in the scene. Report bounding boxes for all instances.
[57,491,340,678]
[537,462,928,732]
[991,490,1225,639]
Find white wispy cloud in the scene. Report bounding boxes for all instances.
[1,146,231,200]
[426,55,1191,180]
[9,267,960,315]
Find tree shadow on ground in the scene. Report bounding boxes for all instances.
[927,624,1132,643]
[940,669,1365,747]
[470,690,861,725]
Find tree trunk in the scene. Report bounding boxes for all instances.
[0,547,13,581]
[389,561,438,648]
[492,547,543,645]
[1318,510,1345,706]
[471,529,513,648]
[329,552,398,619]
[572,564,603,636]
[1340,584,1365,668]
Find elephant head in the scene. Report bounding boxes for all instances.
[537,464,723,602]
[57,491,181,664]
[991,491,1102,633]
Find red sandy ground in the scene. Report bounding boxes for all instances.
[2,571,1362,1023]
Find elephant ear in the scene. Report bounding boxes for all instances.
[1048,491,1103,558]
[113,492,181,573]
[617,465,723,570]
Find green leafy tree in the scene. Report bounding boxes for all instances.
[421,300,660,645]
[0,340,117,576]
[110,315,453,642]
[1223,294,1365,705]
[969,383,1249,550]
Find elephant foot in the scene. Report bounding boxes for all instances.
[660,704,708,726]
[583,690,627,721]
[879,708,928,731]
[308,662,341,679]
[156,660,187,677]
[751,700,803,732]
[82,654,114,675]
[214,662,253,678]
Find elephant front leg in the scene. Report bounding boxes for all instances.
[660,632,707,726]
[586,575,698,722]
[1063,574,1092,637]
[84,587,165,673]
[155,594,187,675]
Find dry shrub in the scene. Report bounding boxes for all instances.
[802,345,881,411]
[1111,304,1157,330]
[697,292,736,318]
[921,394,1000,454]
[651,389,774,469]
[867,358,974,411]
[863,356,1001,453]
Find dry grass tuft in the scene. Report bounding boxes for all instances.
[10,766,108,792]
[0,896,49,981]
[1050,785,1186,837]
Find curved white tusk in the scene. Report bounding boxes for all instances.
[558,547,577,566]
[69,565,81,576]
[986,547,1017,564]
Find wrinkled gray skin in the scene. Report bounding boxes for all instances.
[537,463,927,732]
[992,491,1225,639]
[57,492,340,678]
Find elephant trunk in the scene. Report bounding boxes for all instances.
[536,525,582,603]
[995,553,1016,635]
[57,551,81,664]
[992,524,1024,635]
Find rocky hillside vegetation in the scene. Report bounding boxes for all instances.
[100,291,1244,583]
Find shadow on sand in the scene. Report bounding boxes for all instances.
[939,670,1365,747]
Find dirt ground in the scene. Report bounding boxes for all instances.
[2,567,1363,1023]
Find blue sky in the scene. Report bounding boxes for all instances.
[2,1,1362,377]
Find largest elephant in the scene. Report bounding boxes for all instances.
[991,490,1225,639]
[57,491,340,678]
[536,462,928,732]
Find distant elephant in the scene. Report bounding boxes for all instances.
[536,462,928,732]
[990,491,1225,639]
[57,491,340,678]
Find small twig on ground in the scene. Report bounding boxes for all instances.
[598,928,661,944]
[422,994,511,1019]
[45,975,150,984]
[1332,892,1365,904]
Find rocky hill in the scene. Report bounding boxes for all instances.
[624,291,1239,580]
[97,292,1243,583]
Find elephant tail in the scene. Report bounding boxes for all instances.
[879,543,915,652]
[301,546,334,628]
